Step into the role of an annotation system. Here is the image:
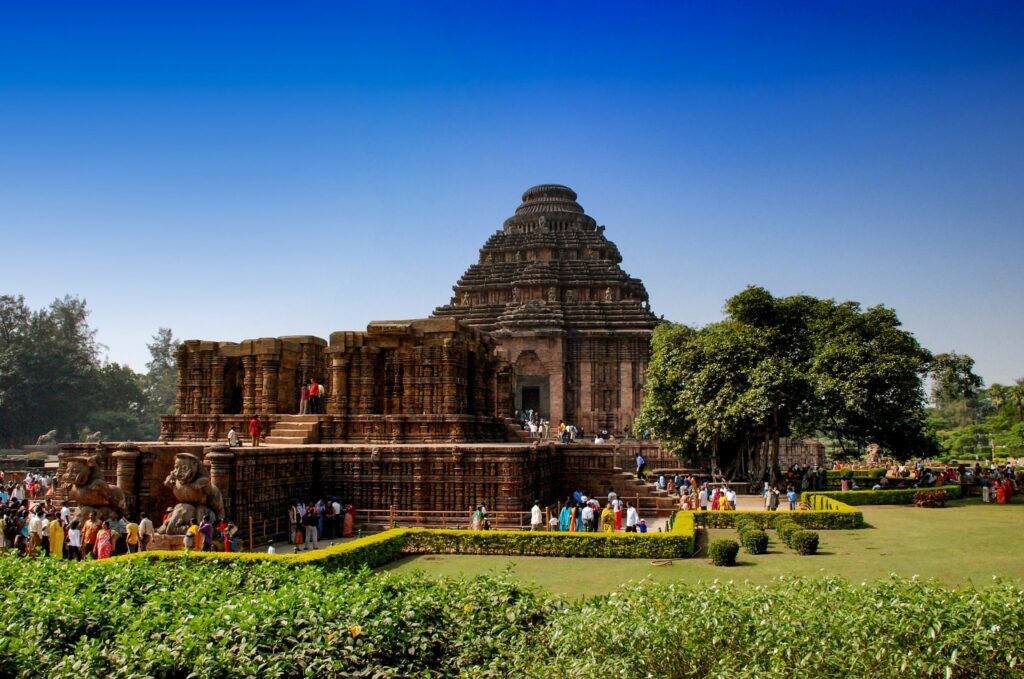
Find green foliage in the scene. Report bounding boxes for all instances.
[0,295,178,446]
[1,554,1022,677]
[707,539,739,566]
[738,524,769,555]
[637,286,936,475]
[789,530,819,555]
[825,468,887,481]
[802,485,962,507]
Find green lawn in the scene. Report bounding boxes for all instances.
[380,499,1024,598]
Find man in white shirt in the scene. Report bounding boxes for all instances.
[60,504,71,525]
[581,503,595,532]
[725,487,737,510]
[227,427,241,447]
[530,501,543,531]
[625,502,640,533]
[138,512,155,552]
[27,510,43,556]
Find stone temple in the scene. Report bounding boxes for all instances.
[58,185,674,538]
[433,184,659,435]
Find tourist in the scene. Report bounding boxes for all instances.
[299,380,310,415]
[184,519,201,552]
[635,452,647,481]
[530,501,543,531]
[227,426,241,447]
[308,379,320,414]
[288,502,301,543]
[138,512,154,552]
[48,513,63,559]
[267,541,276,554]
[581,502,595,532]
[612,495,623,530]
[343,503,356,538]
[558,503,571,531]
[726,486,737,510]
[66,520,82,561]
[637,518,648,533]
[94,520,118,559]
[26,508,43,557]
[625,502,639,533]
[698,485,709,511]
[81,512,99,559]
[787,486,798,511]
[316,379,326,413]
[601,503,614,533]
[548,511,559,531]
[199,517,214,551]
[302,506,319,549]
[248,414,262,447]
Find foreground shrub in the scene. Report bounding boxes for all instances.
[0,556,1022,678]
[739,527,769,555]
[789,530,820,555]
[708,539,739,566]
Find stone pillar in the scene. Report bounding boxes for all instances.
[174,348,188,414]
[259,358,279,414]
[242,355,257,414]
[358,348,378,414]
[328,355,349,415]
[210,355,226,415]
[206,446,235,521]
[112,442,140,517]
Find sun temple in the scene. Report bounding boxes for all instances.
[57,185,673,540]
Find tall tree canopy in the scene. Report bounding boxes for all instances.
[0,294,177,448]
[636,286,937,479]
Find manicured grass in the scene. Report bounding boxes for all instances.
[380,499,1024,597]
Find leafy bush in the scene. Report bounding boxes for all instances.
[914,489,948,508]
[789,530,820,555]
[739,527,769,555]
[690,502,864,530]
[802,485,961,506]
[708,539,739,566]
[0,556,1022,677]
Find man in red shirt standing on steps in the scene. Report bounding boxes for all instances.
[248,414,262,447]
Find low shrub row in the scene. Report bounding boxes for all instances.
[734,516,769,555]
[689,501,864,530]
[802,484,962,507]
[775,517,819,555]
[110,512,697,568]
[826,468,888,481]
[3,555,1022,678]
[707,539,739,566]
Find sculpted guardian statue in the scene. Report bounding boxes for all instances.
[36,429,58,446]
[157,452,225,534]
[61,455,128,521]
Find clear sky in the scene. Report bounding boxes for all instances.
[1,1,1021,385]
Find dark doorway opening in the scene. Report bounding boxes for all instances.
[521,386,541,414]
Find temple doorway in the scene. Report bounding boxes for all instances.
[521,386,540,414]
[222,358,243,414]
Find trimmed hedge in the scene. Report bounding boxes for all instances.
[688,500,864,530]
[774,517,820,555]
[826,468,887,481]
[105,512,697,567]
[802,485,962,507]
[708,539,739,566]
[735,517,769,555]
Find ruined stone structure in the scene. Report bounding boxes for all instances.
[58,185,678,540]
[433,184,659,434]
[161,318,511,444]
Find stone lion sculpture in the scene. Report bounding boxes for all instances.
[61,455,128,521]
[36,429,58,446]
[84,431,102,443]
[157,453,225,534]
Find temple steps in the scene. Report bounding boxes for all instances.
[265,416,320,445]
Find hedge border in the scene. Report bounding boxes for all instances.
[100,512,696,568]
[684,498,864,530]
[802,485,962,507]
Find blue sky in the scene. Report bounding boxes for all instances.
[1,1,1022,385]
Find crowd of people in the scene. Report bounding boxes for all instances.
[527,490,648,533]
[285,498,357,551]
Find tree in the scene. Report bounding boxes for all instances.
[140,328,179,437]
[636,286,935,480]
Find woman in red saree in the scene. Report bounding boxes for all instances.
[343,504,355,538]
[93,522,118,560]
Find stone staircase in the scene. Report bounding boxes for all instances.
[610,467,679,514]
[264,415,321,445]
